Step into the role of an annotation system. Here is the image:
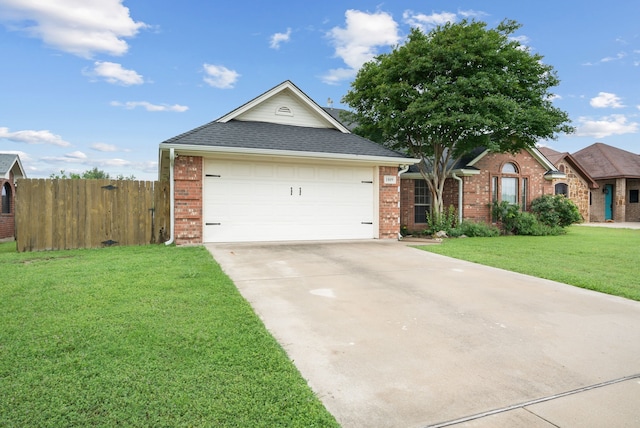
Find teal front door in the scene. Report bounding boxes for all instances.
[605,184,613,220]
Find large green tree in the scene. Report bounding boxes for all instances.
[342,20,574,215]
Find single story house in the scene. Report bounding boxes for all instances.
[572,142,640,222]
[538,146,599,222]
[0,153,26,239]
[158,80,419,244]
[399,147,565,231]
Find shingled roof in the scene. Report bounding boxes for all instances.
[538,146,598,189]
[162,119,408,159]
[0,153,26,180]
[572,142,640,180]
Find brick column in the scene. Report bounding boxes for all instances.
[174,156,203,245]
[378,166,400,239]
[615,178,626,222]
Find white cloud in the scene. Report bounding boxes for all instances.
[65,150,87,159]
[403,10,457,31]
[590,92,625,108]
[270,28,291,49]
[86,61,144,85]
[600,52,626,63]
[91,142,118,152]
[458,9,489,19]
[202,64,240,89]
[0,127,71,147]
[110,101,188,112]
[0,0,147,58]
[575,115,638,138]
[323,10,400,84]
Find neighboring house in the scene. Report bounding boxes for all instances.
[399,147,565,231]
[572,142,640,222]
[538,146,599,222]
[158,80,418,244]
[0,154,27,239]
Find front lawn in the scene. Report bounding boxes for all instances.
[418,226,640,301]
[0,243,338,427]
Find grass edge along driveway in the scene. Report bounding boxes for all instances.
[0,243,338,427]
[418,225,640,301]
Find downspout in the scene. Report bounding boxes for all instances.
[397,165,410,240]
[452,172,463,224]
[165,148,175,245]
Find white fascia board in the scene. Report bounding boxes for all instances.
[465,149,490,167]
[528,147,558,171]
[400,168,479,180]
[159,143,420,167]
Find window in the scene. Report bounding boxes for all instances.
[414,180,431,223]
[499,162,519,205]
[1,183,10,214]
[630,189,639,204]
[502,162,518,174]
[521,178,528,211]
[555,183,569,197]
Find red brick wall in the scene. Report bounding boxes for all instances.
[378,166,401,239]
[174,156,203,245]
[0,176,16,240]
[401,149,554,226]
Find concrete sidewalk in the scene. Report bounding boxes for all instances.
[207,240,640,427]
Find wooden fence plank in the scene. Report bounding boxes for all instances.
[16,179,170,252]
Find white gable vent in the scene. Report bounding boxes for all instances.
[275,106,293,116]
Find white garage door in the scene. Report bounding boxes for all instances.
[203,158,375,242]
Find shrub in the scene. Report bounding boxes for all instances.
[492,201,565,236]
[425,205,458,235]
[449,221,500,237]
[531,194,582,227]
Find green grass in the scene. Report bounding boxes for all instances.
[0,243,338,427]
[418,226,640,301]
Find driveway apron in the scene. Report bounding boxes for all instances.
[206,240,640,428]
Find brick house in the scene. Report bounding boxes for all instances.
[400,147,565,231]
[158,81,418,244]
[0,154,26,240]
[538,147,599,222]
[572,143,640,223]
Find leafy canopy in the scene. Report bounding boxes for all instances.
[342,20,574,213]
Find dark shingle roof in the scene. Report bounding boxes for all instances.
[0,154,18,175]
[573,142,640,179]
[162,119,408,159]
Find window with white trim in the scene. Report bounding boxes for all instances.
[414,180,431,223]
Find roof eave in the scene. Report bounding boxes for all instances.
[158,143,420,166]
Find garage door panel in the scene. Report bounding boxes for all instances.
[204,159,375,242]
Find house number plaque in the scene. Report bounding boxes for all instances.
[384,175,397,185]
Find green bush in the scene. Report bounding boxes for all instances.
[425,205,458,235]
[492,201,565,236]
[530,194,582,227]
[449,221,501,237]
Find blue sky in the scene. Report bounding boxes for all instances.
[1,1,639,180]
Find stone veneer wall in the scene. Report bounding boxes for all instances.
[549,161,591,222]
[174,156,203,245]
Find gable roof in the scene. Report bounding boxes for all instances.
[159,81,417,180]
[217,80,351,133]
[0,153,26,181]
[572,142,640,180]
[538,146,599,189]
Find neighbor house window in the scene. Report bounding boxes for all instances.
[414,180,431,223]
[630,189,639,204]
[555,183,569,197]
[1,183,10,214]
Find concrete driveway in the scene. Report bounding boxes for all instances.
[207,240,640,427]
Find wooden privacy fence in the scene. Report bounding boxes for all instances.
[15,179,170,252]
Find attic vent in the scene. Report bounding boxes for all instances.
[275,106,293,116]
